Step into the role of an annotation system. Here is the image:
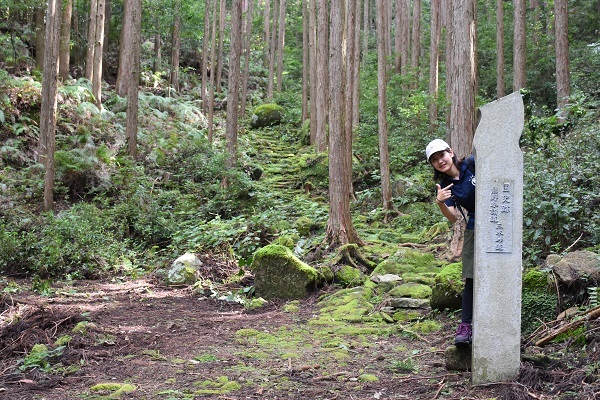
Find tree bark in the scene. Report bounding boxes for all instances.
[241,0,255,119]
[513,0,526,91]
[496,0,505,98]
[263,0,271,68]
[216,0,226,93]
[85,0,98,80]
[398,0,410,75]
[91,0,105,107]
[207,0,218,144]
[410,0,421,75]
[39,0,62,212]
[169,0,182,93]
[309,0,318,144]
[302,0,309,123]
[554,0,569,120]
[116,0,139,95]
[59,0,73,80]
[102,0,111,79]
[275,0,286,93]
[315,0,329,152]
[376,0,393,212]
[35,7,45,70]
[125,0,141,160]
[267,0,278,99]
[362,0,369,66]
[352,0,361,129]
[225,0,243,169]
[202,0,211,112]
[428,0,441,131]
[326,0,363,248]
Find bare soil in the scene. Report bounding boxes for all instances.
[0,270,598,400]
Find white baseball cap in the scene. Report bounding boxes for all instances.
[425,139,450,163]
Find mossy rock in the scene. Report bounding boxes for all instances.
[251,244,320,299]
[430,262,463,311]
[372,249,441,276]
[251,103,284,128]
[521,268,558,335]
[294,216,318,236]
[335,265,366,288]
[388,283,432,299]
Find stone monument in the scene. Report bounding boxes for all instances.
[472,91,524,384]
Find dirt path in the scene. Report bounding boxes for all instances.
[0,277,508,400]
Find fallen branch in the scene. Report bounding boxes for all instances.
[534,305,600,347]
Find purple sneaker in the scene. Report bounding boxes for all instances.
[455,322,472,345]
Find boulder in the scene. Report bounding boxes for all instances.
[250,104,284,128]
[166,252,203,285]
[445,345,471,371]
[430,262,464,311]
[547,250,600,286]
[251,244,320,299]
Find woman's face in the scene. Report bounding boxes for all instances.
[430,149,454,173]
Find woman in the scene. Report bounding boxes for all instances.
[426,139,475,346]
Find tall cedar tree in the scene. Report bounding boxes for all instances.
[309,0,318,144]
[170,0,182,93]
[326,0,363,247]
[315,0,328,152]
[513,0,526,91]
[123,0,142,160]
[267,0,278,99]
[40,0,62,211]
[301,0,309,123]
[202,0,211,113]
[376,0,393,212]
[241,0,255,118]
[554,0,570,119]
[428,0,441,131]
[225,0,243,170]
[496,0,505,98]
[276,0,286,93]
[207,0,218,144]
[59,0,73,80]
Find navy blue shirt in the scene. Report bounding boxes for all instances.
[439,156,476,229]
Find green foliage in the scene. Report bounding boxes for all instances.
[522,123,600,266]
[18,344,65,373]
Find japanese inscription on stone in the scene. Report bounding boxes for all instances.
[487,180,513,253]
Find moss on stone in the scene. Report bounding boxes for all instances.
[411,320,442,334]
[430,262,464,311]
[392,310,422,322]
[251,244,320,299]
[250,103,284,128]
[335,265,366,287]
[388,283,432,299]
[358,373,379,382]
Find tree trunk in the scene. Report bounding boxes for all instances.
[554,0,569,121]
[91,0,105,107]
[59,0,73,80]
[125,0,141,160]
[35,7,45,70]
[398,0,410,75]
[376,0,393,213]
[207,0,218,144]
[40,0,62,212]
[116,0,139,95]
[216,0,226,93]
[302,0,309,123]
[362,0,369,66]
[267,0,278,99]
[428,0,441,131]
[410,0,421,76]
[513,0,526,91]
[326,0,363,248]
[169,0,182,93]
[202,0,211,112]
[85,0,98,79]
[315,0,329,152]
[102,0,111,79]
[496,0,505,98]
[225,0,243,169]
[241,0,255,119]
[309,0,318,144]
[263,0,271,68]
[448,0,477,260]
[351,0,361,129]
[275,0,286,93]
[154,34,162,74]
